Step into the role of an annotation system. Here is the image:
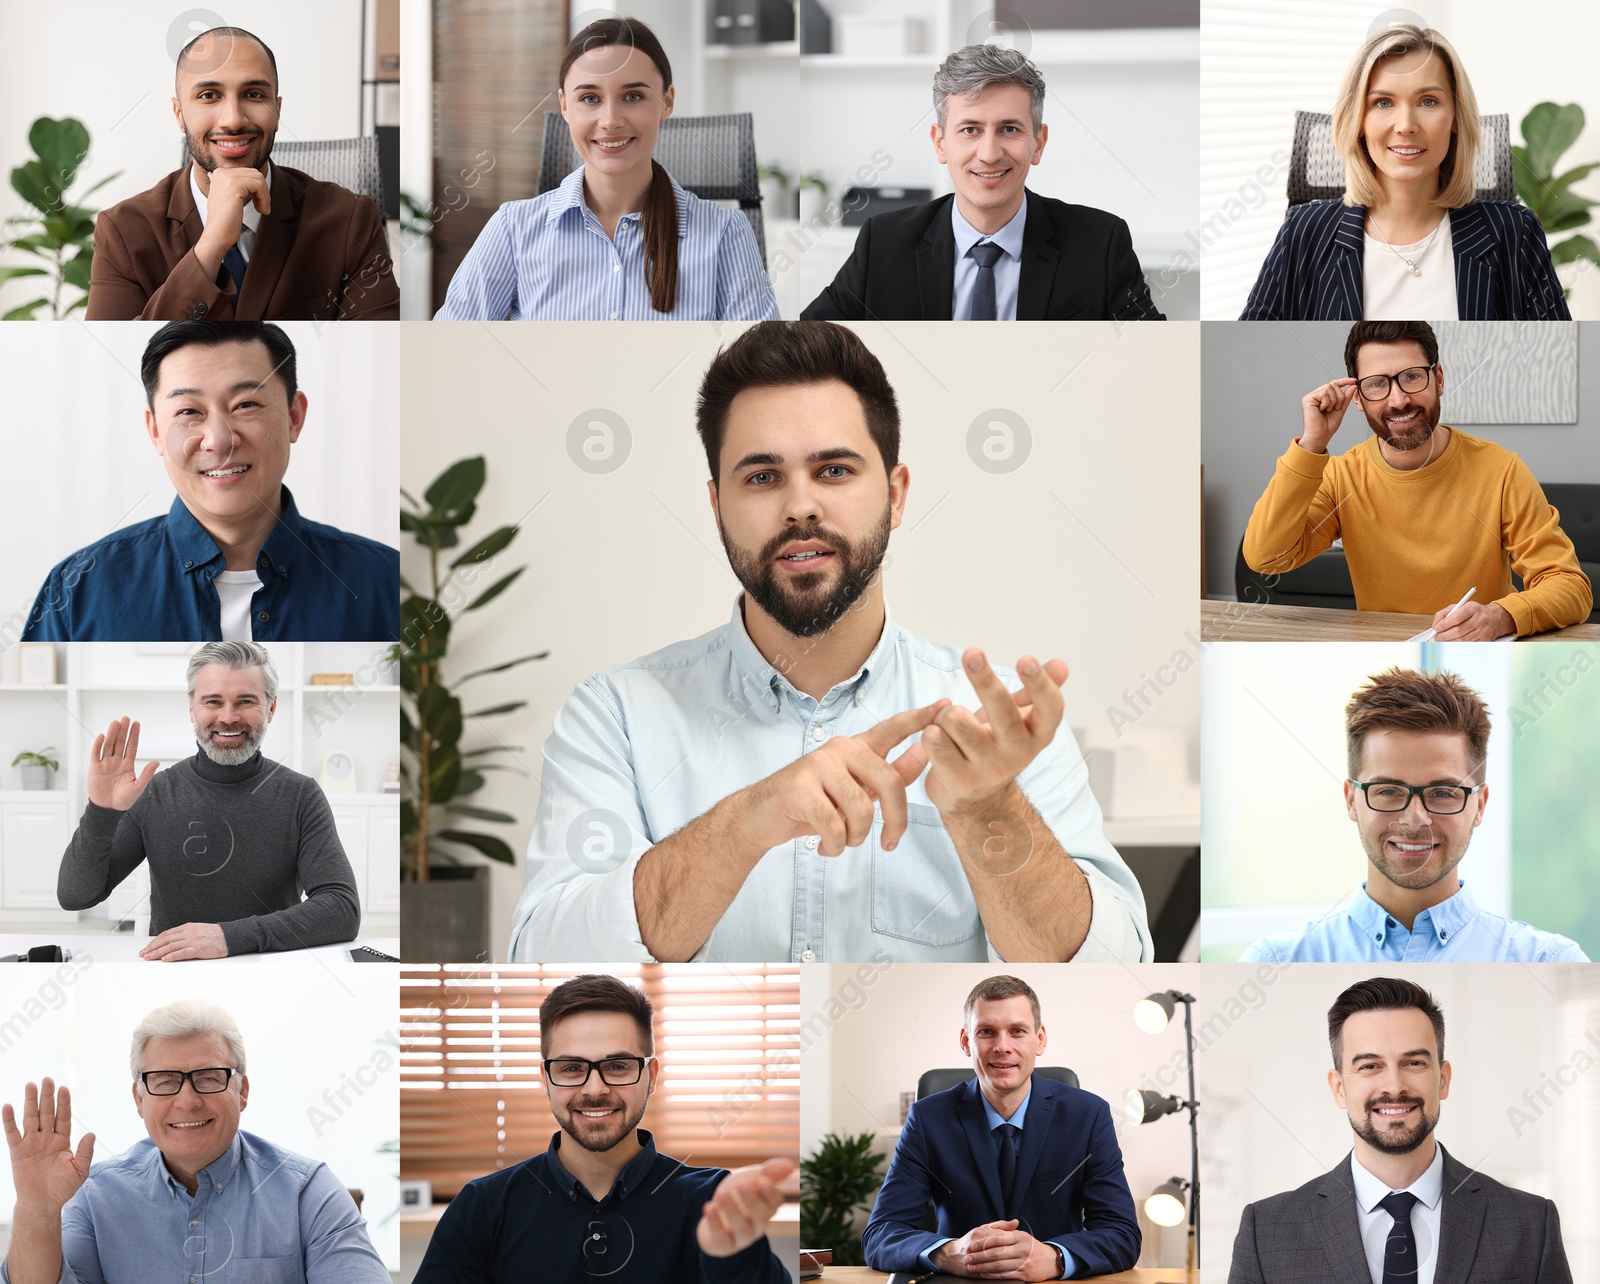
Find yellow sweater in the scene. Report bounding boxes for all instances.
[1242,428,1593,634]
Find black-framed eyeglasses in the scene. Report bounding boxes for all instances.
[1349,780,1483,815]
[1356,365,1435,401]
[138,1068,236,1095]
[542,1056,649,1088]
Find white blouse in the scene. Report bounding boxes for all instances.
[1363,212,1458,319]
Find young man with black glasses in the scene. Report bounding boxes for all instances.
[1241,320,1592,638]
[1240,667,1587,962]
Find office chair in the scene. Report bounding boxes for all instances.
[1521,483,1600,623]
[1235,536,1356,610]
[537,111,767,266]
[1285,110,1514,209]
[179,135,386,212]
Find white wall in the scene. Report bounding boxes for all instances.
[0,321,400,626]
[801,961,1204,1270]
[0,0,368,317]
[399,320,1202,956]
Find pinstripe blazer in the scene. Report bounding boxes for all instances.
[1240,198,1571,320]
[1228,1146,1573,1284]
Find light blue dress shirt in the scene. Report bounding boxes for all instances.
[508,598,1151,964]
[1240,880,1589,963]
[1,1130,388,1284]
[433,166,779,320]
[1350,1145,1443,1284]
[919,1090,1076,1277]
[951,196,1026,321]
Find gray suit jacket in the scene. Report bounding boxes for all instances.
[1228,1146,1572,1283]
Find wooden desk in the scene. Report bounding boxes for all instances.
[820,1268,1194,1282]
[1201,600,1600,643]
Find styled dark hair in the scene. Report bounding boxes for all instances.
[1327,976,1445,1069]
[1345,666,1490,781]
[963,975,1042,1030]
[696,321,901,482]
[539,973,654,1056]
[559,18,678,314]
[176,26,279,94]
[1343,321,1440,378]
[140,321,298,410]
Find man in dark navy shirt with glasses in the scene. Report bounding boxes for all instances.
[413,973,793,1283]
[22,320,397,642]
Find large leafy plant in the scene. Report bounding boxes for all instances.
[1513,102,1600,289]
[399,456,546,881]
[2,117,120,320]
[800,1132,887,1266]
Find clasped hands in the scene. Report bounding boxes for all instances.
[933,1219,1062,1280]
[736,650,1067,857]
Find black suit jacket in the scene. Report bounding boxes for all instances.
[1229,1146,1573,1283]
[801,190,1164,321]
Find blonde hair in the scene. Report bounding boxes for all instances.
[1332,24,1480,210]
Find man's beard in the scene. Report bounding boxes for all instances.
[181,118,273,175]
[1350,1094,1437,1155]
[194,720,266,766]
[1364,396,1440,453]
[719,505,891,640]
[1361,823,1469,893]
[556,1094,649,1154]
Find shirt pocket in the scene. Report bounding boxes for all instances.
[870,803,983,947]
[225,1258,305,1283]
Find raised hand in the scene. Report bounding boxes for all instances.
[3,1078,95,1213]
[696,1157,794,1258]
[193,166,272,278]
[1300,377,1359,453]
[86,717,159,811]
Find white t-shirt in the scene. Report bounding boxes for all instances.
[215,570,263,642]
[1363,212,1457,319]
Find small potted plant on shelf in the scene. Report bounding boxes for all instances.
[11,748,59,791]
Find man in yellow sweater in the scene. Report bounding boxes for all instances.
[1242,320,1593,638]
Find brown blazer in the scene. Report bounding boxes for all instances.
[86,163,399,321]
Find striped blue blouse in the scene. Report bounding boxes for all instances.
[434,166,779,321]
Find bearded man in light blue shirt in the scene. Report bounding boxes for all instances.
[510,320,1151,965]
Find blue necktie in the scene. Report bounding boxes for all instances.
[996,1123,1020,1215]
[968,240,1004,320]
[1379,1190,1419,1284]
[222,242,247,296]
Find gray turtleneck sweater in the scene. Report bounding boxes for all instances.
[57,750,361,954]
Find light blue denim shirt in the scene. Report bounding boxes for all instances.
[509,598,1151,963]
[1,1130,389,1284]
[1240,880,1589,963]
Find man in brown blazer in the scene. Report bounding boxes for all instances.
[86,25,398,321]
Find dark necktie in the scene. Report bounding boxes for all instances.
[222,241,248,296]
[996,1123,1020,1215]
[1379,1190,1419,1284]
[969,240,1004,320]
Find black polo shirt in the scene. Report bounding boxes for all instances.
[413,1129,791,1283]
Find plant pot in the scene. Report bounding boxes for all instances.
[401,864,492,962]
[759,177,788,221]
[19,765,51,790]
[798,186,827,226]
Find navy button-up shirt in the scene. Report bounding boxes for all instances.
[23,486,398,641]
[413,1129,791,1283]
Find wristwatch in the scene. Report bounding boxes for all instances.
[1052,1243,1067,1277]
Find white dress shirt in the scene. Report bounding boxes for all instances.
[189,160,271,261]
[951,196,1026,320]
[1350,1144,1443,1284]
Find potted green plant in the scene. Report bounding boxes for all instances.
[758,161,792,220]
[399,456,546,961]
[1513,102,1600,296]
[797,171,829,226]
[800,1131,886,1266]
[11,748,59,791]
[1,117,121,319]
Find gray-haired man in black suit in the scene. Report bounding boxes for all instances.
[1229,976,1571,1284]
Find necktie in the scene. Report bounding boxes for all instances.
[1378,1190,1419,1284]
[222,242,248,296]
[969,240,1004,321]
[996,1123,1020,1216]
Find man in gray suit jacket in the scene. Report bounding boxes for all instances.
[1230,977,1571,1284]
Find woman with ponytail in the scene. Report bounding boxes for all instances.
[435,17,779,321]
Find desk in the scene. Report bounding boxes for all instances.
[0,933,400,963]
[820,1268,1194,1282]
[1201,600,1600,643]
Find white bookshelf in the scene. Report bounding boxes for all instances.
[0,643,398,931]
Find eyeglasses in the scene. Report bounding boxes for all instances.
[1356,365,1435,401]
[1349,780,1483,815]
[543,1056,649,1088]
[138,1068,236,1095]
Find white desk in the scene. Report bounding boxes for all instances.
[0,934,400,963]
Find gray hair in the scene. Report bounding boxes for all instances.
[932,44,1046,135]
[130,999,248,1078]
[186,641,279,704]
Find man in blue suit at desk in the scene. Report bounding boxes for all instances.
[862,975,1141,1279]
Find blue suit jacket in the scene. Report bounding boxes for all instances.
[1240,198,1570,320]
[861,1074,1141,1276]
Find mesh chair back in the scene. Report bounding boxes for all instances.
[1286,110,1514,207]
[537,111,766,265]
[915,1066,1078,1100]
[179,136,385,210]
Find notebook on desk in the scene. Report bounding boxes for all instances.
[888,1274,965,1283]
